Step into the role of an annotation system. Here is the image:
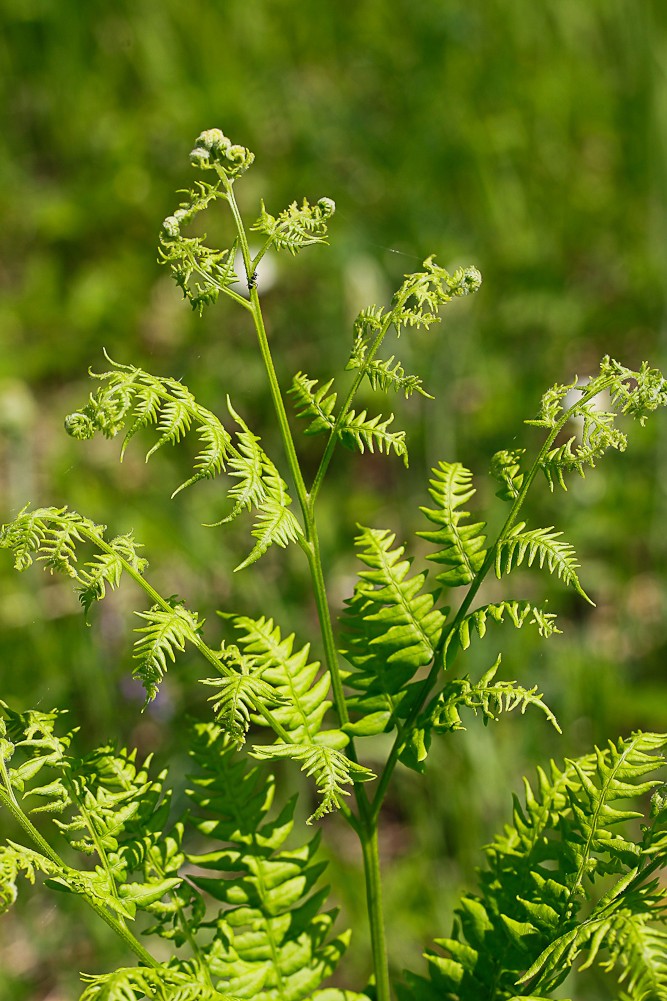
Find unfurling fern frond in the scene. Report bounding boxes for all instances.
[251,195,335,255]
[341,527,445,734]
[495,522,593,604]
[402,732,667,1001]
[64,355,232,497]
[417,462,487,586]
[346,309,432,398]
[228,614,372,820]
[76,533,148,616]
[490,448,526,501]
[187,723,352,993]
[392,258,482,333]
[133,602,204,704]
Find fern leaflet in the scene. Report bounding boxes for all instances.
[495,522,593,604]
[417,462,487,586]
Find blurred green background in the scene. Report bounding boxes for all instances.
[1,1,667,998]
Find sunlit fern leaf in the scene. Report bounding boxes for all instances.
[79,966,233,1001]
[64,355,233,497]
[251,196,336,255]
[133,602,204,703]
[403,731,667,1001]
[229,615,345,747]
[417,462,487,587]
[421,656,560,735]
[340,527,445,730]
[455,600,559,651]
[361,355,433,399]
[251,743,374,823]
[187,723,351,997]
[0,505,105,576]
[234,462,303,572]
[206,400,268,525]
[495,522,593,604]
[490,448,526,502]
[201,643,288,742]
[76,533,147,616]
[339,408,408,465]
[0,843,57,914]
[289,372,338,436]
[392,258,482,333]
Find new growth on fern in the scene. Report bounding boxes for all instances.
[2,128,667,1001]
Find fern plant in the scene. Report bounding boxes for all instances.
[2,127,667,999]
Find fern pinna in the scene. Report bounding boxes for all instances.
[2,128,667,1000]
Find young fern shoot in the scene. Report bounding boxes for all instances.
[2,129,667,1001]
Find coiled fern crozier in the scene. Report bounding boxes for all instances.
[2,128,667,1000]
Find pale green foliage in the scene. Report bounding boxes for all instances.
[417,462,487,586]
[341,527,445,736]
[2,130,667,1000]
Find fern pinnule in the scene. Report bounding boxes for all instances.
[417,462,487,587]
[251,195,336,255]
[133,602,204,704]
[289,372,339,436]
[495,522,593,604]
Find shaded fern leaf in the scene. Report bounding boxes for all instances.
[251,195,336,255]
[417,462,487,586]
[341,527,445,735]
[402,731,667,1001]
[64,354,233,496]
[133,602,204,704]
[187,723,351,995]
[495,522,593,604]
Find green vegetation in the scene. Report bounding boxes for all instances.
[2,130,667,1000]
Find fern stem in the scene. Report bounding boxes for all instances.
[0,786,159,969]
[371,377,619,821]
[310,311,395,504]
[359,817,391,1001]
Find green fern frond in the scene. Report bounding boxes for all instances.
[234,461,303,571]
[289,372,338,436]
[251,743,374,823]
[341,527,445,732]
[405,731,667,1000]
[495,522,593,604]
[392,258,482,333]
[251,195,335,255]
[230,615,344,747]
[0,843,57,913]
[361,355,433,399]
[339,407,408,465]
[79,966,233,1001]
[422,656,561,735]
[0,504,104,575]
[64,356,233,496]
[417,462,487,586]
[76,533,148,616]
[201,643,287,742]
[456,600,560,651]
[133,602,204,703]
[491,448,526,502]
[187,723,351,995]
